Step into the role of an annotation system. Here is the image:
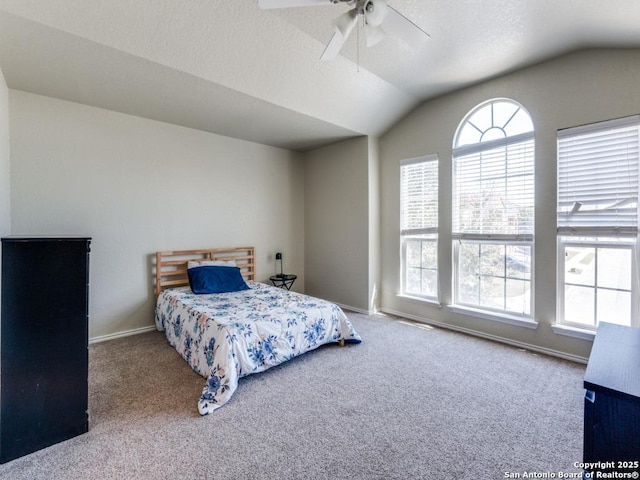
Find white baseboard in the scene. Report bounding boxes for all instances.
[336,303,375,316]
[89,325,157,345]
[379,308,589,365]
[89,308,587,364]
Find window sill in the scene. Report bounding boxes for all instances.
[397,293,442,308]
[551,324,595,341]
[448,304,538,330]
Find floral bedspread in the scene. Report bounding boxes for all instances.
[155,282,361,415]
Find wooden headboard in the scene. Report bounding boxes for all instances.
[154,246,255,295]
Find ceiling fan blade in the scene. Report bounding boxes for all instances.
[258,0,332,9]
[380,5,430,47]
[321,9,357,61]
[333,8,358,38]
[365,24,386,47]
[320,31,347,61]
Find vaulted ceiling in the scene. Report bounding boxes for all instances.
[1,0,639,151]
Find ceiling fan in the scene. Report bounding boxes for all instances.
[258,0,430,61]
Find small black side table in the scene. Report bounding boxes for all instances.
[270,274,297,290]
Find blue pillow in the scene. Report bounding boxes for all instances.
[187,266,250,294]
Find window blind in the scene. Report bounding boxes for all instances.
[400,155,438,236]
[452,137,534,240]
[557,116,640,236]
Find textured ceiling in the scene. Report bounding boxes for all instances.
[1,0,640,151]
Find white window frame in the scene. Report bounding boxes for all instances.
[451,99,535,324]
[400,154,439,302]
[452,238,534,318]
[556,115,640,333]
[556,238,638,332]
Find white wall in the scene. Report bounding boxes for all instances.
[0,68,9,237]
[9,90,305,340]
[380,49,640,361]
[303,136,373,312]
[0,67,10,328]
[368,136,380,313]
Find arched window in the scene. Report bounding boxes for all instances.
[451,99,535,319]
[454,99,534,147]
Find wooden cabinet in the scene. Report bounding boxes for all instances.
[584,322,640,471]
[1,237,91,464]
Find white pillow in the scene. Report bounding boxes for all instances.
[187,260,237,269]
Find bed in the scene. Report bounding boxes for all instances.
[153,247,361,415]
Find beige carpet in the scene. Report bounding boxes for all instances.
[0,312,587,479]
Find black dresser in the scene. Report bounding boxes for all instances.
[583,322,640,473]
[0,236,91,464]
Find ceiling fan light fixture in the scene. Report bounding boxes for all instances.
[363,0,388,27]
